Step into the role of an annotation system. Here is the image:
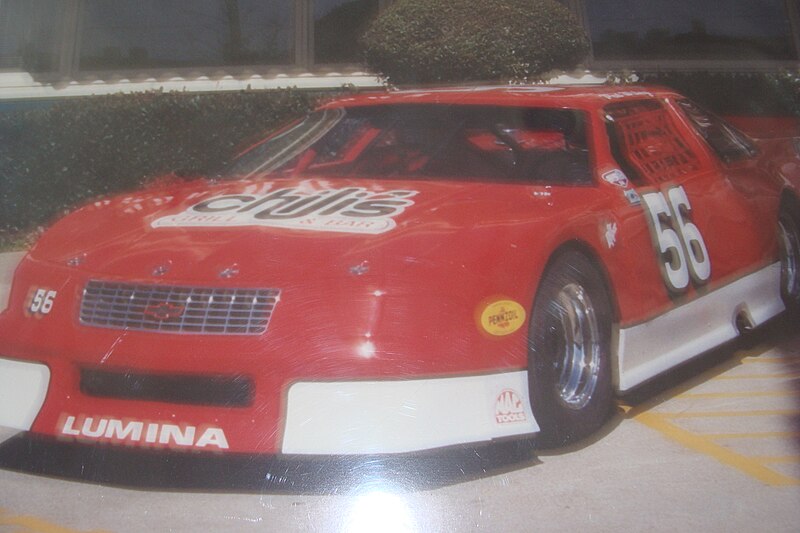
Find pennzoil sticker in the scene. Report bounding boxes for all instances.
[480,300,526,336]
[152,187,418,235]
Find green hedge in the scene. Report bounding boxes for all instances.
[362,0,588,85]
[0,89,320,248]
[636,71,800,117]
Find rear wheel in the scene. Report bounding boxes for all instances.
[528,250,613,448]
[779,208,800,313]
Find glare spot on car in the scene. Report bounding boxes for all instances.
[357,341,376,359]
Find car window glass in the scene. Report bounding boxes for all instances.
[604,99,703,184]
[676,98,757,163]
[220,104,592,185]
[224,108,346,178]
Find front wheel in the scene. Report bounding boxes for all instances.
[528,250,614,448]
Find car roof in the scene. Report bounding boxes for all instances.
[319,85,680,111]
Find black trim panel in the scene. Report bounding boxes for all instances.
[80,368,255,407]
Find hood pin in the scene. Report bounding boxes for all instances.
[152,262,172,277]
[219,265,240,279]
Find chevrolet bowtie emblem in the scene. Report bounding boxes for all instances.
[143,302,186,321]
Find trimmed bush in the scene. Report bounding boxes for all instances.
[315,0,380,64]
[362,0,589,85]
[0,89,321,247]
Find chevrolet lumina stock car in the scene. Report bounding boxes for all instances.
[1,86,799,460]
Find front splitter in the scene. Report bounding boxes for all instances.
[0,432,538,492]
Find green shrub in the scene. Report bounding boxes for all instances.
[315,0,380,63]
[362,0,589,85]
[0,89,321,246]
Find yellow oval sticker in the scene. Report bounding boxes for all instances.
[480,300,526,336]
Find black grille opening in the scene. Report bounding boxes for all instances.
[80,368,255,407]
[79,281,280,336]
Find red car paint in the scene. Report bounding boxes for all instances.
[1,86,799,454]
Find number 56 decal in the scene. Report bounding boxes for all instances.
[27,288,58,316]
[641,185,711,293]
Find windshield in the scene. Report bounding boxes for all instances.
[222,104,591,184]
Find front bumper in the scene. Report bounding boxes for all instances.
[0,357,50,430]
[283,371,539,454]
[0,255,537,455]
[0,352,538,455]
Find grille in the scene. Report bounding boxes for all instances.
[80,280,279,335]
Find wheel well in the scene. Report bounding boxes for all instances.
[541,240,620,324]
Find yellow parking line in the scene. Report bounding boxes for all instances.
[677,390,800,399]
[0,508,109,533]
[754,456,800,464]
[704,431,800,440]
[713,373,800,380]
[635,412,800,486]
[741,357,800,364]
[658,409,800,419]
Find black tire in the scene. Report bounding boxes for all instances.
[779,208,800,314]
[528,250,614,448]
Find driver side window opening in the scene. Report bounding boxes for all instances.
[604,99,702,185]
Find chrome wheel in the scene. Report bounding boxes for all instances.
[528,250,613,447]
[779,213,800,305]
[553,283,601,410]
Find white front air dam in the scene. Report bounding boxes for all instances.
[281,371,539,454]
[0,251,25,313]
[0,357,50,430]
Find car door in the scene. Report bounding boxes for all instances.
[604,97,767,300]
[600,97,783,391]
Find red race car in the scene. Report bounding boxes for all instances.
[1,86,799,455]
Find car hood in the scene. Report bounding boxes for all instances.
[28,176,582,283]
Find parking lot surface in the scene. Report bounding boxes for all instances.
[1,319,798,532]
